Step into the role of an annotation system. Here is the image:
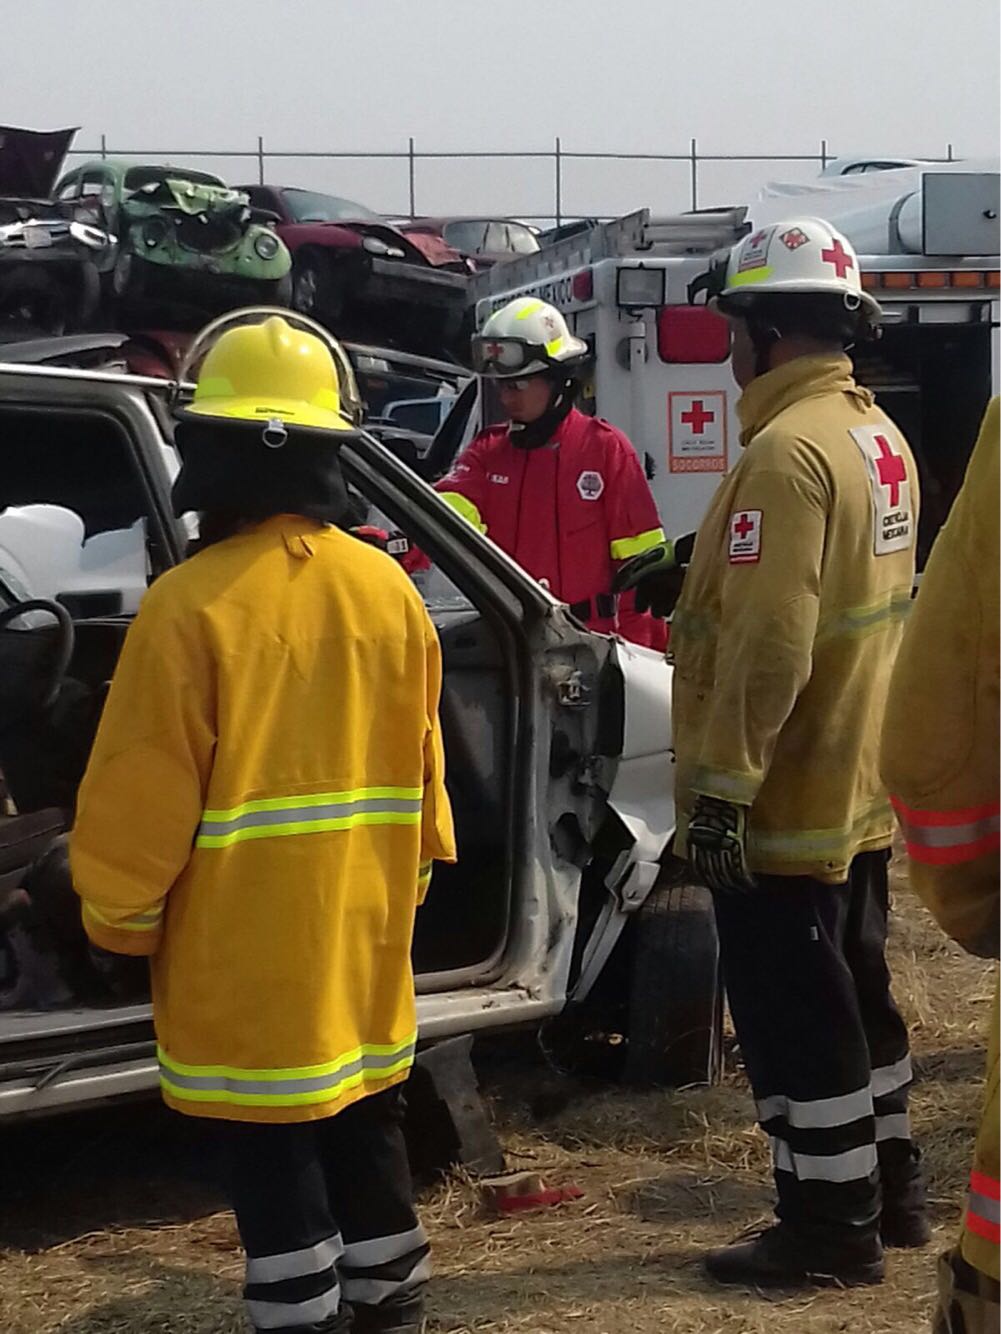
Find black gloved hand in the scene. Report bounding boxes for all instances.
[611,532,695,619]
[687,794,758,894]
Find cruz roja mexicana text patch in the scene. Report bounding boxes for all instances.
[849,426,914,556]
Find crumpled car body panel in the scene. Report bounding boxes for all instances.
[121,175,290,280]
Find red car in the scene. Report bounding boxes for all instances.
[238,185,470,348]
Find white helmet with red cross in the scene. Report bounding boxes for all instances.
[471,296,589,379]
[711,217,881,322]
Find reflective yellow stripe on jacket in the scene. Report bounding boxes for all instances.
[609,526,665,562]
[196,787,423,849]
[158,1034,418,1109]
[82,901,164,934]
[439,491,487,534]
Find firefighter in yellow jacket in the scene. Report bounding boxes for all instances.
[881,397,1000,1334]
[622,218,928,1287]
[71,314,456,1334]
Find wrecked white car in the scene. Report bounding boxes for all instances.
[0,350,721,1122]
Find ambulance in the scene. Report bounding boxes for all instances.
[457,161,1000,562]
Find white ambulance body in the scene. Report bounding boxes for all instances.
[466,162,999,562]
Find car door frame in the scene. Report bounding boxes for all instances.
[0,365,670,1116]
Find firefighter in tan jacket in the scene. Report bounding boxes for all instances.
[881,397,1000,1334]
[623,218,929,1288]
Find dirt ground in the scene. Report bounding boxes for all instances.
[0,859,994,1334]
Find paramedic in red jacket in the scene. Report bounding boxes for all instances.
[438,297,667,647]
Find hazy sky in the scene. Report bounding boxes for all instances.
[4,0,999,221]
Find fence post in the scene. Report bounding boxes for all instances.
[100,132,107,161]
[690,138,698,211]
[408,138,416,219]
[257,136,265,185]
[820,137,829,170]
[555,136,563,226]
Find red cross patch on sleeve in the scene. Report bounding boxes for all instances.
[848,425,914,556]
[729,510,762,563]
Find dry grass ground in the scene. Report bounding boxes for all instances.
[0,855,994,1333]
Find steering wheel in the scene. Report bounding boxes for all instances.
[0,599,75,714]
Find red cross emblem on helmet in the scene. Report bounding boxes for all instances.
[821,238,855,279]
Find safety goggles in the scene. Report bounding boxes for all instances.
[470,335,550,375]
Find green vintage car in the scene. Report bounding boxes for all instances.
[54,161,292,315]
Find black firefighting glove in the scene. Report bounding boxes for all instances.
[611,531,696,619]
[687,794,758,894]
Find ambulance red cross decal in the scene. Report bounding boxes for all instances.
[681,399,715,434]
[729,510,762,564]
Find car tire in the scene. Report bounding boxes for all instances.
[624,874,724,1087]
[256,271,293,308]
[75,260,101,327]
[111,249,145,305]
[291,250,343,324]
[0,267,71,337]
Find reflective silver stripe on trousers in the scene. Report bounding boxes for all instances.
[757,1084,873,1129]
[901,812,1001,848]
[161,1042,416,1097]
[871,1055,913,1098]
[341,1253,433,1305]
[246,1233,344,1285]
[199,797,422,839]
[771,1138,879,1183]
[247,1287,341,1330]
[341,1223,428,1269]
[875,1112,912,1142]
[969,1189,1001,1225]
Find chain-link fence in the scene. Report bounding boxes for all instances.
[64,138,960,226]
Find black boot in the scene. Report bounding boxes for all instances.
[350,1294,426,1333]
[879,1142,932,1248]
[704,1223,885,1289]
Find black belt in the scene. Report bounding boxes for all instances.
[569,593,616,621]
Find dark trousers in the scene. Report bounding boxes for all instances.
[217,1088,429,1333]
[713,850,920,1252]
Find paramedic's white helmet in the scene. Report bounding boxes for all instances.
[471,297,589,378]
[691,217,882,325]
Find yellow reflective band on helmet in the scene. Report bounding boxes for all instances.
[729,267,775,287]
[545,336,564,356]
[610,527,667,561]
[439,492,487,534]
[196,786,423,849]
[82,901,163,933]
[515,300,545,320]
[158,1035,417,1108]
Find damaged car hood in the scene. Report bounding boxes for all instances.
[126,177,250,218]
[0,126,78,200]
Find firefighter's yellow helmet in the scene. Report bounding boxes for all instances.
[183,313,358,432]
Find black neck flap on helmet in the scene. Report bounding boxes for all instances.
[171,414,354,525]
[508,373,580,450]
